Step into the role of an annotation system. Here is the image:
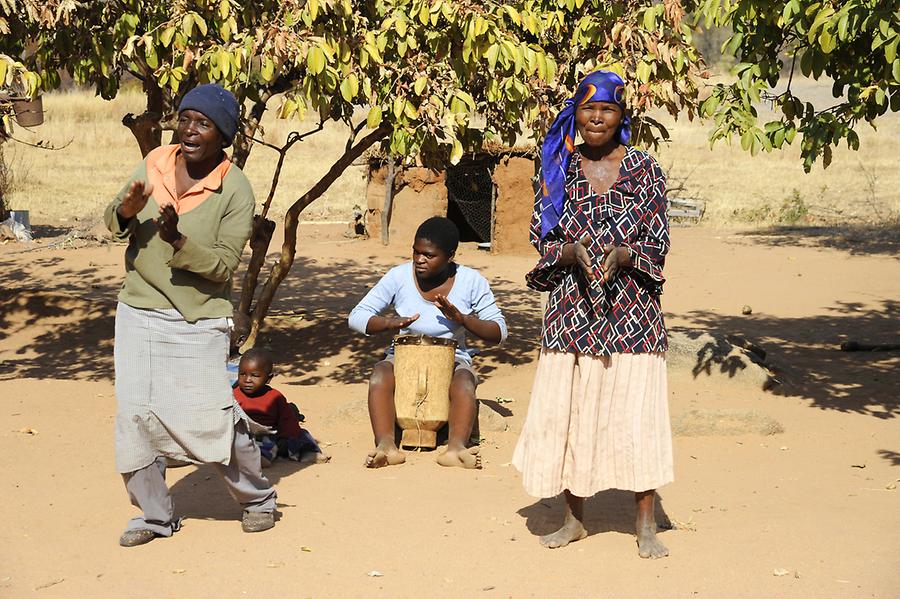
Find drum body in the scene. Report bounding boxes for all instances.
[393,335,456,449]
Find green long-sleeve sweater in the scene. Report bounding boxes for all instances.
[104,159,254,322]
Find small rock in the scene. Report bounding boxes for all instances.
[301,546,313,552]
[367,570,383,577]
[172,569,186,575]
[482,586,496,591]
[741,305,753,315]
[773,568,789,577]
[18,427,38,435]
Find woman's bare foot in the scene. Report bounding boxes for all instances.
[436,445,482,469]
[636,521,669,559]
[540,513,587,548]
[364,442,406,468]
[634,490,668,558]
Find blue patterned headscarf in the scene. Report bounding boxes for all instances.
[538,70,631,238]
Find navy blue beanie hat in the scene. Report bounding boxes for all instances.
[178,84,240,147]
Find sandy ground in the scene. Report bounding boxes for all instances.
[1,224,898,599]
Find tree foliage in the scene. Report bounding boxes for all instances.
[695,0,900,171]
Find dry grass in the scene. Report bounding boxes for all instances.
[4,87,369,224]
[4,79,899,226]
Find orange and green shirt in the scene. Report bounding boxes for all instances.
[104,145,255,322]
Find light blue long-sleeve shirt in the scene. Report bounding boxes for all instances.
[348,262,508,365]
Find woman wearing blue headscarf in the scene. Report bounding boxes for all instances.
[512,70,673,558]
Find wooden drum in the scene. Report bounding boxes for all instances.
[393,335,457,449]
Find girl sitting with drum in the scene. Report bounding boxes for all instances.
[349,217,507,469]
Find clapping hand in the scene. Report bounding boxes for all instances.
[117,181,154,220]
[600,243,631,283]
[434,294,464,324]
[156,204,183,245]
[385,314,419,330]
[574,236,596,281]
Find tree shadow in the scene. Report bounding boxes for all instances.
[877,449,900,467]
[0,287,116,381]
[249,252,543,387]
[678,299,899,418]
[733,225,900,257]
[168,459,326,523]
[517,490,672,539]
[0,238,543,385]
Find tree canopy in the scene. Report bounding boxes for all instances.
[3,1,899,171]
[696,0,900,170]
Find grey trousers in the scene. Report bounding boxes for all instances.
[121,420,277,536]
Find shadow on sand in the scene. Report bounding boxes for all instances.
[167,458,323,524]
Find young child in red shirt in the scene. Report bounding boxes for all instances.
[233,347,328,467]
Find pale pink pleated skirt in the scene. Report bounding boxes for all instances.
[512,349,673,498]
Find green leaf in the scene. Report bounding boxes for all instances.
[145,44,159,69]
[837,13,849,40]
[260,56,275,82]
[486,44,500,71]
[309,0,318,21]
[636,61,651,84]
[160,27,176,48]
[503,5,521,25]
[182,14,194,38]
[455,90,475,110]
[819,30,836,54]
[404,100,418,119]
[785,126,797,144]
[414,75,427,96]
[193,14,208,37]
[393,96,405,119]
[450,138,463,164]
[340,74,358,101]
[886,37,899,64]
[894,60,900,83]
[367,105,382,128]
[307,46,326,75]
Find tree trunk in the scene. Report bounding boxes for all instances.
[0,141,9,221]
[238,215,275,316]
[232,97,268,169]
[380,156,395,246]
[122,80,167,158]
[242,125,390,349]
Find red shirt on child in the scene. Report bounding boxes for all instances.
[233,386,301,439]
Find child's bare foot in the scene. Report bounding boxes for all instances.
[364,443,405,468]
[436,445,482,469]
[636,521,669,559]
[540,513,587,548]
[299,451,331,465]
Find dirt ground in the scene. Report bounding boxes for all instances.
[1,223,898,599]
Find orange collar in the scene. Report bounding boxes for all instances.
[145,144,232,214]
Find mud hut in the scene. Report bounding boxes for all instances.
[364,145,537,254]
